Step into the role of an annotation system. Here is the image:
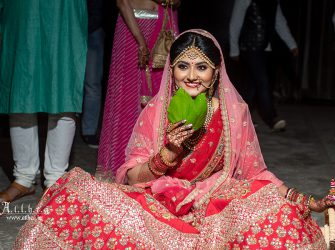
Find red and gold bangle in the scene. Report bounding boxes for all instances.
[152,154,169,173]
[285,188,313,218]
[148,157,166,176]
[285,187,293,199]
[159,147,177,168]
[303,195,314,218]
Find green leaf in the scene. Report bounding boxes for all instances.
[167,88,207,131]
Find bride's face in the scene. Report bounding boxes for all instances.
[173,56,215,98]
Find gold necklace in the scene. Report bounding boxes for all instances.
[183,98,214,151]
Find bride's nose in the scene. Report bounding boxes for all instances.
[186,68,198,82]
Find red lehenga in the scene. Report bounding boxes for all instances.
[13,30,326,249]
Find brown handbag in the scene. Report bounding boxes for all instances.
[151,6,175,69]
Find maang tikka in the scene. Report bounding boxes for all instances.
[170,38,216,69]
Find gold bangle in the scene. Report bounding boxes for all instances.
[159,147,177,168]
[307,195,314,209]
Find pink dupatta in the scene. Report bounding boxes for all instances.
[115,29,283,211]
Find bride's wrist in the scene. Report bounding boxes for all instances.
[166,143,183,157]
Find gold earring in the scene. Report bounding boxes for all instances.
[208,86,214,100]
[208,72,218,99]
[172,82,179,95]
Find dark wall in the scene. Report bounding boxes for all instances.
[177,0,335,102]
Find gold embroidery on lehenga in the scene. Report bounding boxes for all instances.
[146,195,173,220]
[107,237,118,249]
[211,179,251,200]
[94,238,105,249]
[276,226,287,238]
[69,216,80,228]
[56,217,67,228]
[92,226,102,237]
[72,228,82,239]
[13,169,327,249]
[258,236,269,247]
[280,213,291,226]
[56,204,66,215]
[271,237,283,249]
[67,204,78,215]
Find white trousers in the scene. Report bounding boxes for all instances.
[10,113,76,188]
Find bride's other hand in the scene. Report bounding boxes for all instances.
[309,196,335,213]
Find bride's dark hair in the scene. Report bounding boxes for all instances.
[169,31,221,67]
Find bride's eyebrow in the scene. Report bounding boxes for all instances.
[177,61,208,66]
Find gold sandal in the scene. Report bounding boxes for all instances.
[0,182,35,203]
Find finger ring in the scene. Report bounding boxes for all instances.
[166,124,173,133]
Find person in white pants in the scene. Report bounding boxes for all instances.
[0,0,87,202]
[0,114,76,202]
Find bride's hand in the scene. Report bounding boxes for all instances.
[309,196,335,213]
[166,120,194,153]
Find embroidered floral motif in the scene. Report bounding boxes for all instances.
[66,193,76,203]
[276,226,287,238]
[72,228,82,240]
[94,238,105,249]
[81,214,90,226]
[284,239,295,249]
[267,214,278,224]
[55,195,65,204]
[69,216,80,228]
[263,224,274,236]
[83,227,91,239]
[107,238,118,249]
[59,229,70,239]
[258,236,269,247]
[56,217,67,228]
[43,206,53,215]
[292,218,302,229]
[45,217,55,227]
[91,214,102,224]
[280,214,291,227]
[212,179,251,200]
[246,235,257,245]
[92,226,102,238]
[288,228,299,239]
[103,224,114,234]
[270,238,282,249]
[145,195,172,220]
[56,204,66,216]
[67,204,78,215]
[251,224,261,234]
[80,204,89,214]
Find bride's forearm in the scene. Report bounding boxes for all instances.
[278,184,289,198]
[127,147,180,185]
[127,162,156,185]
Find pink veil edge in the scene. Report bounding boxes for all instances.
[113,29,283,204]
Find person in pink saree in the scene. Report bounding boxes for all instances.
[97,0,179,178]
[14,30,334,249]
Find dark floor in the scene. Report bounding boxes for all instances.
[0,104,335,249]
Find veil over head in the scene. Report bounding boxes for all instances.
[115,29,282,206]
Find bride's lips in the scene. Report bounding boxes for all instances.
[185,82,201,88]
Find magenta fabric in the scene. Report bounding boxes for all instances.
[97,6,179,178]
